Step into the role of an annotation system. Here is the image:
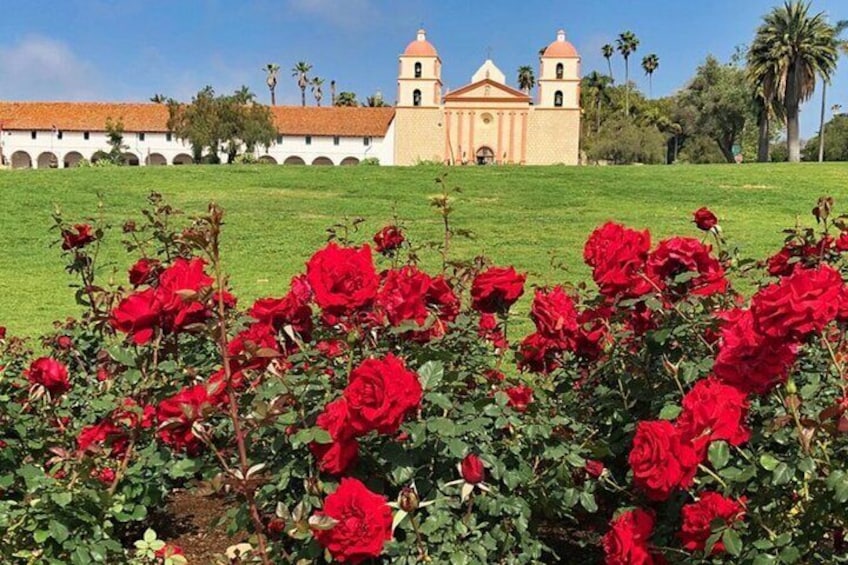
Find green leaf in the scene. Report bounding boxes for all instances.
[722,529,742,556]
[49,519,69,543]
[450,551,469,565]
[427,417,456,437]
[752,555,778,565]
[658,404,682,420]
[578,491,598,513]
[51,492,72,507]
[708,441,730,470]
[772,463,792,486]
[759,454,780,471]
[33,530,49,544]
[417,361,444,390]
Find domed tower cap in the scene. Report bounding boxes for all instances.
[403,28,438,57]
[542,29,578,58]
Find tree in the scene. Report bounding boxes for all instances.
[104,118,128,164]
[517,65,536,94]
[602,44,615,82]
[748,1,839,162]
[330,80,337,106]
[150,94,167,104]
[311,77,325,106]
[585,114,666,164]
[584,71,613,133]
[817,20,848,161]
[166,86,276,164]
[364,93,387,107]
[641,54,659,97]
[677,56,755,163]
[616,31,640,115]
[335,91,358,107]
[803,113,848,161]
[264,63,280,106]
[292,61,312,107]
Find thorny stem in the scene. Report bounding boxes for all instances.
[108,438,135,496]
[697,463,728,490]
[409,513,427,559]
[821,334,847,395]
[207,207,275,565]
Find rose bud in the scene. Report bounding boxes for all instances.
[398,487,420,512]
[0,326,6,340]
[461,454,485,485]
[267,517,286,536]
[56,336,73,350]
[693,207,718,231]
[585,459,605,478]
[373,225,405,254]
[97,467,116,485]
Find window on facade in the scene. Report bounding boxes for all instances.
[554,91,564,107]
[333,136,340,146]
[363,136,371,146]
[31,131,37,140]
[166,132,173,142]
[413,89,422,107]
[305,136,312,145]
[414,62,422,78]
[138,132,146,141]
[84,132,90,140]
[57,131,63,140]
[556,63,564,79]
[276,134,283,144]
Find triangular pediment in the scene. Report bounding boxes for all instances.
[443,78,531,103]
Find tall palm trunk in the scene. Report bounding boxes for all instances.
[818,79,827,162]
[624,56,630,116]
[757,106,770,162]
[300,86,306,107]
[786,63,802,162]
[596,95,602,133]
[270,90,276,106]
[607,59,613,82]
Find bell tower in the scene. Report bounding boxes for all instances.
[397,29,442,108]
[537,29,580,109]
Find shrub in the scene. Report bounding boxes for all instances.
[4,187,848,563]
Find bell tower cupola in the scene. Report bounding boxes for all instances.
[397,28,442,108]
[537,29,580,109]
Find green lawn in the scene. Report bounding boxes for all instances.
[1,163,846,337]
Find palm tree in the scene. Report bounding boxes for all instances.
[585,71,613,133]
[365,92,387,107]
[748,1,838,162]
[817,20,847,161]
[335,91,358,107]
[330,80,337,106]
[641,54,659,97]
[602,44,615,82]
[311,77,325,106]
[150,94,167,104]
[517,65,536,94]
[234,85,255,104]
[291,61,312,107]
[616,31,640,115]
[264,63,280,106]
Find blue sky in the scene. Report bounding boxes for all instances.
[1,0,846,137]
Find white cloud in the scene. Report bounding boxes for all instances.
[0,36,102,100]
[286,0,380,30]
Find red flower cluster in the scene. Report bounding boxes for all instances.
[505,384,534,412]
[156,384,217,454]
[111,257,221,344]
[249,275,314,342]
[584,222,652,299]
[478,313,507,349]
[530,286,579,348]
[375,266,459,338]
[677,378,750,454]
[646,237,728,297]
[679,492,745,553]
[306,243,379,317]
[128,257,160,287]
[373,225,405,253]
[311,355,422,474]
[78,398,155,459]
[311,478,393,564]
[25,357,70,396]
[470,266,526,314]
[603,508,661,565]
[61,223,96,250]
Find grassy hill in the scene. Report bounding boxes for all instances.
[1,163,846,337]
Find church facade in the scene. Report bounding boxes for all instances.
[0,29,580,169]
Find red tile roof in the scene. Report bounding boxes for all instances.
[0,102,396,137]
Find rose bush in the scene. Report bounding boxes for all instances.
[4,188,848,564]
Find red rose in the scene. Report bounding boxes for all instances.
[693,207,718,231]
[110,288,161,345]
[478,313,507,349]
[317,340,346,358]
[312,477,393,564]
[646,237,728,297]
[584,222,652,299]
[227,322,279,373]
[128,257,160,287]
[585,459,605,478]
[484,369,505,383]
[766,245,797,277]
[310,398,359,475]
[77,421,121,454]
[603,508,658,565]
[837,231,848,253]
[713,309,797,394]
[470,266,526,314]
[677,378,750,453]
[343,354,422,435]
[156,257,216,330]
[751,264,842,341]
[505,384,534,412]
[96,467,116,485]
[155,544,185,559]
[61,223,96,250]
[156,384,216,454]
[461,454,485,484]
[55,335,73,350]
[530,286,579,348]
[679,492,745,554]
[516,333,561,374]
[575,306,611,361]
[0,326,5,340]
[249,277,314,340]
[306,243,379,317]
[373,225,405,253]
[25,357,70,396]
[423,275,460,338]
[376,266,432,327]
[628,420,699,501]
